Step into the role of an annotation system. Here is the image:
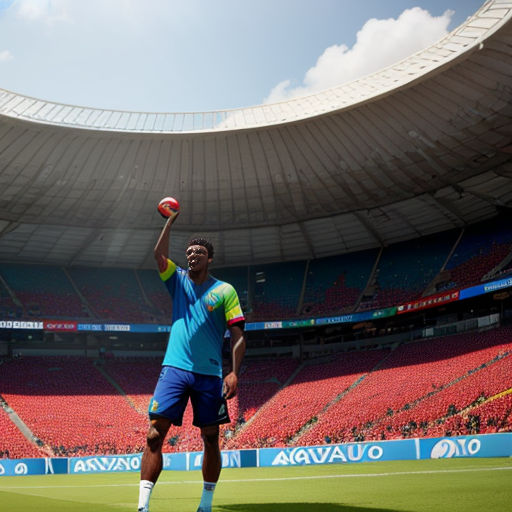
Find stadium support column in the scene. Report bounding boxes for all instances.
[297,260,310,316]
[247,265,254,315]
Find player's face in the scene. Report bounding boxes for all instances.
[186,245,209,271]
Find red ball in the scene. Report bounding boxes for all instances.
[158,197,180,218]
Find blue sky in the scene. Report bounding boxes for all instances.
[0,0,484,112]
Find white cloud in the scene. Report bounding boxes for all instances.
[14,0,70,24]
[264,79,292,105]
[0,49,13,61]
[10,0,178,29]
[264,7,454,104]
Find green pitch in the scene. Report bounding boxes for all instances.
[1,458,511,512]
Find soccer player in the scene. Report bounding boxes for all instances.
[138,207,246,512]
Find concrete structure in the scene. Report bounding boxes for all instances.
[0,0,511,268]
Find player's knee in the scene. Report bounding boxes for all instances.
[146,426,164,451]
[201,426,219,447]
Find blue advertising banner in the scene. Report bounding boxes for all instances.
[2,434,511,476]
[460,277,512,300]
[315,314,355,326]
[0,458,47,476]
[44,458,68,475]
[77,323,104,331]
[128,324,172,333]
[68,452,188,474]
[75,323,172,333]
[162,452,187,471]
[188,449,256,470]
[258,439,418,467]
[69,454,142,474]
[245,321,280,331]
[419,433,512,459]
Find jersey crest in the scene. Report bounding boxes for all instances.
[204,290,222,312]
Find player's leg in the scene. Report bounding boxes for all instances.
[190,373,230,512]
[141,417,172,481]
[139,366,191,512]
[139,417,171,512]
[201,423,221,482]
[196,424,221,512]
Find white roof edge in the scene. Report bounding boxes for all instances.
[0,0,510,134]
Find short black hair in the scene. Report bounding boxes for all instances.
[188,237,214,259]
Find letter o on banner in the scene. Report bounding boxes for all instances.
[0,463,5,475]
[368,446,384,460]
[15,463,28,475]
[467,439,481,455]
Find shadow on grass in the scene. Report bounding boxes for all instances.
[218,504,407,512]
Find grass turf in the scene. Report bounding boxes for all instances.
[0,457,511,512]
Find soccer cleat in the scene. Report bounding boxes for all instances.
[138,508,149,512]
[196,508,211,512]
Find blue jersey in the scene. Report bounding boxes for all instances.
[160,259,245,377]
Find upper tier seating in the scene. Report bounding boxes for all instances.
[442,216,512,290]
[1,214,510,324]
[302,250,377,316]
[137,269,173,321]
[249,261,307,321]
[0,264,85,318]
[68,267,154,322]
[0,278,19,317]
[364,231,456,310]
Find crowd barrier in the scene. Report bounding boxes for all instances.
[1,433,510,476]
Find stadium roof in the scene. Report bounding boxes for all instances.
[0,0,511,269]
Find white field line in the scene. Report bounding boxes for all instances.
[0,465,511,490]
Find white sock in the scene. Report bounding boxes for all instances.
[138,480,154,511]
[198,481,216,510]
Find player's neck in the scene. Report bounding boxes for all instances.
[188,268,209,285]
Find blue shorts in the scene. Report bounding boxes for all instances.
[148,366,230,427]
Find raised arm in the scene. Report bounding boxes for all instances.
[223,323,246,400]
[154,211,179,273]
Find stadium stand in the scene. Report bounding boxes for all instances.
[67,267,154,322]
[0,264,85,318]
[439,216,512,291]
[229,357,300,424]
[227,350,388,449]
[429,392,512,437]
[0,277,20,318]
[1,326,511,458]
[249,261,306,321]
[99,357,204,453]
[0,406,43,459]
[98,357,300,453]
[1,216,511,324]
[302,249,377,316]
[137,269,173,321]
[298,327,512,445]
[368,346,512,440]
[101,357,161,413]
[0,357,147,457]
[358,231,456,311]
